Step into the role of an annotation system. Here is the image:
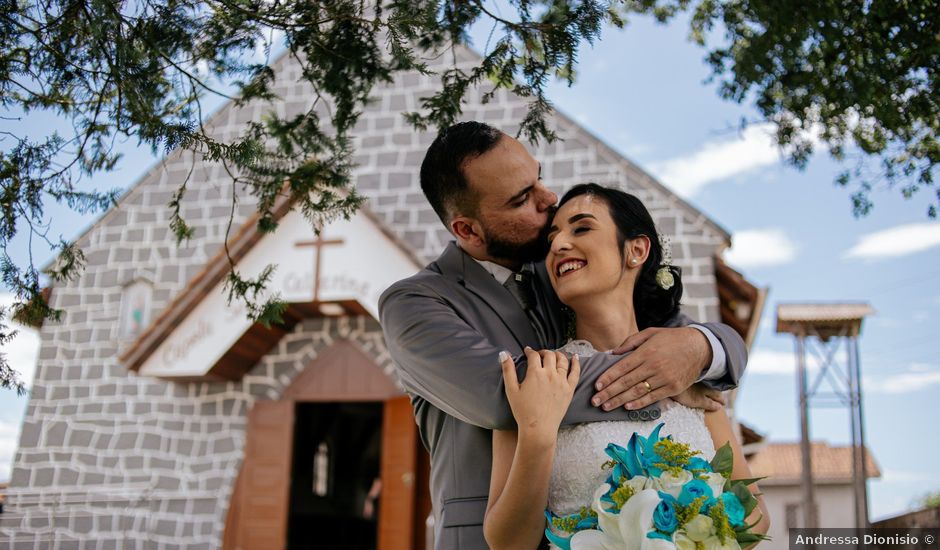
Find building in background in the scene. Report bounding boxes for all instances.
[744,435,881,550]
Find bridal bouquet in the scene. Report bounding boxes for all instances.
[544,424,767,550]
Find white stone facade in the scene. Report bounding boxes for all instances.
[1,45,730,549]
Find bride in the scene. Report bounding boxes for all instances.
[483,184,770,549]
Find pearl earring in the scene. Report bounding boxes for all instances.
[630,259,639,265]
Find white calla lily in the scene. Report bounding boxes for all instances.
[591,483,621,537]
[616,489,661,550]
[642,534,678,550]
[570,528,621,550]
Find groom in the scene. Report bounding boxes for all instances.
[379,121,747,549]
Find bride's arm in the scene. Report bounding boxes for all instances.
[484,348,580,549]
[485,430,552,549]
[704,410,771,544]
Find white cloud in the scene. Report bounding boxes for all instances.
[723,228,798,268]
[877,469,940,489]
[843,222,940,260]
[865,364,940,395]
[0,418,21,482]
[649,123,781,198]
[746,348,821,376]
[870,317,900,329]
[0,294,42,389]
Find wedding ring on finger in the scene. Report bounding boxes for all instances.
[643,380,652,394]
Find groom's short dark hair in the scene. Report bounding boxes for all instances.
[420,121,503,226]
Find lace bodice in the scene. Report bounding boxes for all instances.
[547,340,716,516]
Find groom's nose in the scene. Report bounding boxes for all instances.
[536,184,558,212]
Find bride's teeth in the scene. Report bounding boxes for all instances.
[558,261,585,275]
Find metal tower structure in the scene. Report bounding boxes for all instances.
[776,302,875,529]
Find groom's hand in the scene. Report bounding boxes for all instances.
[591,327,711,411]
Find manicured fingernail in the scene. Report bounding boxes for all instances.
[603,403,611,411]
[625,402,636,410]
[592,397,600,406]
[573,353,579,361]
[524,346,532,352]
[595,381,603,390]
[498,351,510,362]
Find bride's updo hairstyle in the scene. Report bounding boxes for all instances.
[556,183,683,330]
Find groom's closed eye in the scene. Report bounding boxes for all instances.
[506,184,535,207]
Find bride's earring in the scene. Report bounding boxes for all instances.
[629,258,639,266]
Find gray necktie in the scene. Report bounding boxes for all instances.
[504,271,549,348]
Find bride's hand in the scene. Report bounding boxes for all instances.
[672,382,725,412]
[499,347,581,442]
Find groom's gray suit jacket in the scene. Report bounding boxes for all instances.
[379,242,746,550]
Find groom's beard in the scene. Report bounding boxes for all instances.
[482,217,554,264]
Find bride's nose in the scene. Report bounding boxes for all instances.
[550,232,572,254]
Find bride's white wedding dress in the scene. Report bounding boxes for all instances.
[547,340,717,516]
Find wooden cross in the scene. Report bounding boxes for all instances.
[295,235,345,302]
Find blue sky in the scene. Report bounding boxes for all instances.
[2,10,939,522]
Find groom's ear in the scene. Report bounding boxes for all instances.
[451,216,484,247]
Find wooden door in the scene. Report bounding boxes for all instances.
[378,396,418,550]
[228,400,295,550]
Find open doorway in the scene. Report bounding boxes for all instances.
[288,402,383,550]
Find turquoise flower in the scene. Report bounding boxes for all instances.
[688,456,713,473]
[638,424,667,477]
[576,515,599,530]
[722,492,746,527]
[644,424,665,459]
[623,434,649,477]
[678,478,716,512]
[652,492,679,534]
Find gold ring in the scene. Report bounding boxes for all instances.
[643,380,652,393]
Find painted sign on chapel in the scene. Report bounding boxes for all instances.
[127,209,420,379]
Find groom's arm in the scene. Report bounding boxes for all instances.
[379,280,646,430]
[591,312,748,411]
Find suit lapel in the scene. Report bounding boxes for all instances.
[435,242,539,350]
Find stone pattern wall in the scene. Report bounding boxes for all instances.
[2,44,726,549]
[1,316,389,549]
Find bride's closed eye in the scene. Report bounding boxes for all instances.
[546,225,591,245]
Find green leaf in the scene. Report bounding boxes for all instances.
[731,483,759,517]
[710,442,734,477]
[731,476,767,486]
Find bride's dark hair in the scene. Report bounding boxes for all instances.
[556,183,683,329]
